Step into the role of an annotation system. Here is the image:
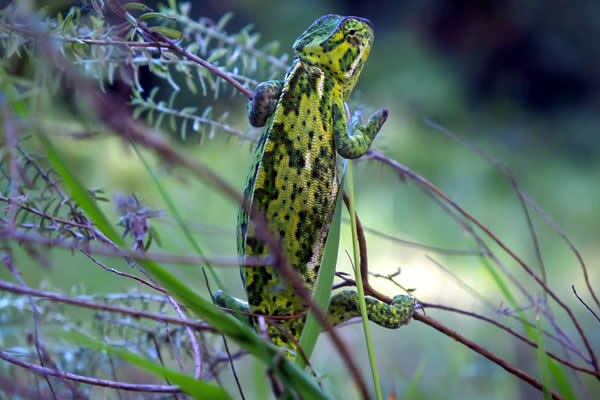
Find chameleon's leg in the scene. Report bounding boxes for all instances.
[333,103,388,159]
[333,105,388,158]
[248,80,284,127]
[328,290,415,328]
[213,290,253,327]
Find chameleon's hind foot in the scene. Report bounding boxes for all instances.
[213,290,253,326]
[328,290,415,328]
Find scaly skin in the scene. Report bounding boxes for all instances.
[215,14,415,358]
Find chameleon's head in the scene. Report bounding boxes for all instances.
[293,15,374,95]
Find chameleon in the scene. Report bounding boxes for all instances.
[215,14,415,358]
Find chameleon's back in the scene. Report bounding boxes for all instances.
[239,59,340,346]
[237,15,375,352]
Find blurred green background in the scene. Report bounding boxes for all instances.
[3,0,600,399]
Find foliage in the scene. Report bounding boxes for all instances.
[0,1,598,400]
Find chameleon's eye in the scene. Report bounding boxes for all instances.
[347,29,357,36]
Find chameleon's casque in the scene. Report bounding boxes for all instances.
[214,14,415,357]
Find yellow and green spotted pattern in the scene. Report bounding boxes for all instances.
[219,14,415,357]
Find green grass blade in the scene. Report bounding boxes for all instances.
[547,358,576,400]
[473,241,575,398]
[130,142,224,289]
[41,135,332,399]
[535,312,552,400]
[63,331,230,400]
[296,169,345,368]
[347,159,382,400]
[400,360,427,400]
[38,134,121,243]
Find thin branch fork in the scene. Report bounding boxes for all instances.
[367,149,599,375]
[342,196,595,398]
[0,224,271,267]
[10,6,596,397]
[0,349,181,394]
[0,280,216,333]
[413,313,566,400]
[425,119,600,312]
[420,303,598,377]
[24,18,371,396]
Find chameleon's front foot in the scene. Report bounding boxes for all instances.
[336,108,388,159]
[248,80,284,127]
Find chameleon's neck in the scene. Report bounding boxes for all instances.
[289,58,352,101]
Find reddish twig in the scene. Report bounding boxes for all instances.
[412,313,566,399]
[367,149,599,374]
[425,256,590,363]
[420,302,599,377]
[425,119,600,312]
[355,222,481,256]
[0,280,216,332]
[572,285,600,323]
[0,223,270,267]
[80,249,166,293]
[0,349,181,393]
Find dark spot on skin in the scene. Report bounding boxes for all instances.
[289,148,305,172]
[339,48,356,72]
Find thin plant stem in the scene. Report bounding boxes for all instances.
[347,159,382,400]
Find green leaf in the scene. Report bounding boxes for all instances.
[400,360,428,400]
[535,314,552,400]
[207,48,228,63]
[216,12,233,31]
[40,135,332,400]
[140,12,175,21]
[124,2,152,11]
[61,8,75,34]
[38,135,120,243]
[151,26,183,40]
[548,358,576,400]
[70,40,88,57]
[0,78,28,117]
[124,11,138,26]
[63,332,230,400]
[296,163,346,369]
